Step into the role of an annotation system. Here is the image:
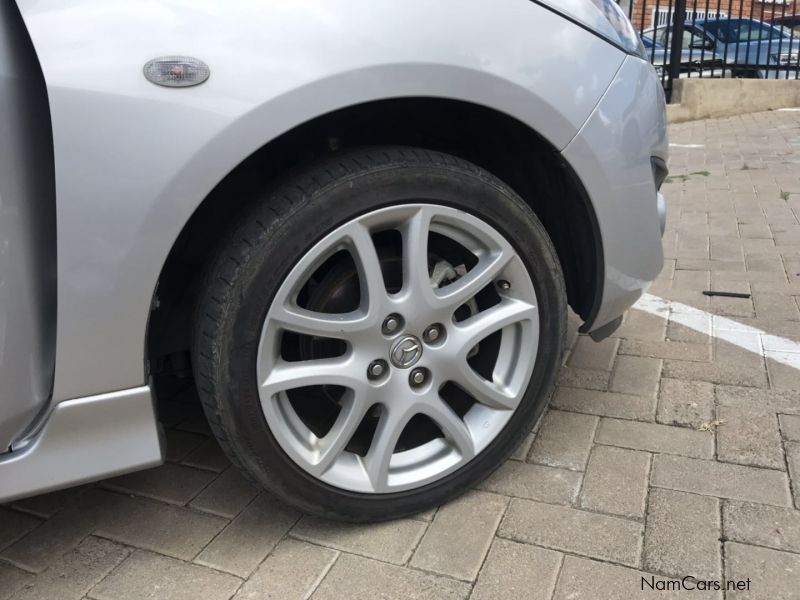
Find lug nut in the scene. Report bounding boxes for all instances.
[370,363,384,377]
[423,324,443,344]
[368,360,388,380]
[409,367,428,387]
[382,314,403,335]
[497,280,511,291]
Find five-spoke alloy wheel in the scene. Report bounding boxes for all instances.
[193,147,566,521]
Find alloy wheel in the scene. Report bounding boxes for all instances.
[257,204,540,493]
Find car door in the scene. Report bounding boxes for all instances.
[0,2,56,451]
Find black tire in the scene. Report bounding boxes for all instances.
[192,146,566,521]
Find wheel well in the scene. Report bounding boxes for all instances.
[147,98,601,374]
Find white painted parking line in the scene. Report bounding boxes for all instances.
[633,293,800,371]
[777,108,800,112]
[669,143,705,148]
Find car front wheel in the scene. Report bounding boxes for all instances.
[193,147,566,521]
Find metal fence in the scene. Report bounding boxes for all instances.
[618,0,800,100]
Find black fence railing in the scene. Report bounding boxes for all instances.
[618,0,800,100]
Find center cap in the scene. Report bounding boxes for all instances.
[390,335,423,369]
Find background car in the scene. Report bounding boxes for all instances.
[644,18,799,78]
[641,33,726,78]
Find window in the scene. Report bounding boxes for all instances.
[702,19,787,43]
[653,26,713,49]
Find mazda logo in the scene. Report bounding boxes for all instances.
[390,335,423,369]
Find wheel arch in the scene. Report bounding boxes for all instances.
[147,97,604,374]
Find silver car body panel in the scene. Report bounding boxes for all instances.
[1,0,667,499]
[14,0,624,405]
[0,2,57,450]
[563,55,667,328]
[0,386,163,502]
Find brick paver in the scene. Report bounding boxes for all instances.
[409,490,506,581]
[723,500,800,554]
[716,405,784,469]
[651,455,792,506]
[643,488,721,580]
[89,550,241,600]
[0,564,33,600]
[553,555,722,600]
[471,539,561,600]
[12,537,130,600]
[578,445,650,519]
[656,378,715,428]
[608,355,662,397]
[478,460,581,504]
[311,553,471,600]
[290,516,427,565]
[92,492,228,561]
[725,542,800,600]
[102,463,217,505]
[2,110,800,599]
[0,509,39,553]
[527,410,598,470]
[189,467,260,519]
[232,540,337,600]
[194,494,300,577]
[595,417,714,458]
[499,499,643,566]
[780,414,800,442]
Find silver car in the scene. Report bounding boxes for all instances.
[0,0,667,521]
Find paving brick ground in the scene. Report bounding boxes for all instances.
[2,110,800,599]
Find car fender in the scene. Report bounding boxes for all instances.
[14,0,624,402]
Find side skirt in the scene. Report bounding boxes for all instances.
[0,386,164,502]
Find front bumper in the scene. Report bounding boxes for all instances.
[562,56,668,332]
